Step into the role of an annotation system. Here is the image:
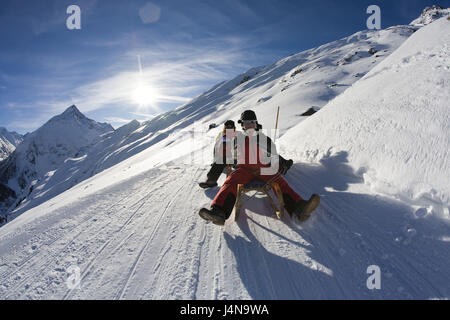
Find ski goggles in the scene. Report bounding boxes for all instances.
[240,120,257,125]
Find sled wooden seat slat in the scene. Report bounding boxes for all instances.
[234,180,284,221]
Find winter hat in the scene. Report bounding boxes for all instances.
[237,110,257,124]
[224,120,235,128]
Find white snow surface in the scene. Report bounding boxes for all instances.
[280,17,450,214]
[0,17,449,300]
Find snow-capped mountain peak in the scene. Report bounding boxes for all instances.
[47,105,113,132]
[58,104,86,120]
[0,106,114,217]
[410,5,450,26]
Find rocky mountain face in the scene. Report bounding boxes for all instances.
[409,5,450,26]
[0,128,23,161]
[0,105,113,219]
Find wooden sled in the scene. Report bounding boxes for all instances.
[225,164,233,177]
[234,179,284,221]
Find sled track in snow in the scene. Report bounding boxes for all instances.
[0,168,169,299]
[60,166,200,300]
[0,194,130,282]
[1,195,138,299]
[116,170,196,299]
[62,196,151,300]
[3,161,448,299]
[62,169,173,300]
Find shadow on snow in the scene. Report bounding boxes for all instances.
[219,152,450,299]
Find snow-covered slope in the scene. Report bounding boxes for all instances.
[141,23,416,139]
[280,17,450,216]
[0,105,113,218]
[2,21,416,221]
[0,128,23,161]
[0,10,449,300]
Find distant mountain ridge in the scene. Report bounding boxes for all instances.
[1,6,448,223]
[410,5,450,26]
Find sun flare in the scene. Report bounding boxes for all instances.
[132,84,157,106]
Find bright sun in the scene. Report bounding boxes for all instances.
[132,84,157,106]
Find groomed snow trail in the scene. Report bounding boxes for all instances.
[0,158,449,299]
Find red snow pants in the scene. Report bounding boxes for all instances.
[211,166,303,216]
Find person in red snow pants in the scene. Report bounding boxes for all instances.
[211,165,303,215]
[198,110,320,226]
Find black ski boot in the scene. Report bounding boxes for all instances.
[279,158,294,175]
[292,194,320,222]
[199,180,218,189]
[199,205,227,225]
[284,159,294,173]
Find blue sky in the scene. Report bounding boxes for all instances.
[0,0,443,134]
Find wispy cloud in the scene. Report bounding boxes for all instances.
[104,116,134,125]
[1,1,281,133]
[45,35,263,113]
[7,114,54,132]
[3,30,270,133]
[130,111,156,120]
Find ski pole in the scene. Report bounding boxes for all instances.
[274,106,280,143]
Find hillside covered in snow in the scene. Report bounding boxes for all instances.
[0,7,449,300]
[280,16,450,218]
[1,16,418,222]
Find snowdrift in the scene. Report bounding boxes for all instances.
[280,17,450,216]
